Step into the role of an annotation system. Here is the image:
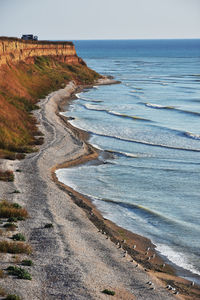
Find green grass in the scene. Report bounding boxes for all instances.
[7,266,32,280]
[5,295,21,300]
[44,223,53,228]
[21,259,33,266]
[12,233,26,241]
[102,289,115,296]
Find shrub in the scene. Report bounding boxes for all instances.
[6,295,21,300]
[11,190,20,194]
[0,170,14,182]
[0,241,32,254]
[12,233,26,241]
[3,223,18,231]
[7,217,18,222]
[21,259,33,266]
[0,200,28,218]
[0,286,6,296]
[7,266,32,280]
[102,289,115,296]
[0,269,6,278]
[44,223,53,228]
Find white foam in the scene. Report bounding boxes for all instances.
[185,132,200,140]
[156,244,200,276]
[75,93,81,99]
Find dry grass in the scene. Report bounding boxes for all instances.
[0,200,28,218]
[0,269,6,278]
[0,170,14,182]
[0,241,32,254]
[0,286,6,297]
[0,56,100,158]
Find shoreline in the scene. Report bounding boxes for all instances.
[52,80,200,298]
[0,79,199,299]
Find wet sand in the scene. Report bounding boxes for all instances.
[0,80,199,299]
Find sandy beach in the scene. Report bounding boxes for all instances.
[0,80,199,299]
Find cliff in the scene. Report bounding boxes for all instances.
[0,37,100,159]
[0,37,84,67]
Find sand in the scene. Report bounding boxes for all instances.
[0,80,198,299]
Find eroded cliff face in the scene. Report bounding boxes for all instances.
[0,37,100,158]
[0,37,84,67]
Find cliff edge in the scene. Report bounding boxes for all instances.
[0,37,100,159]
[0,37,84,67]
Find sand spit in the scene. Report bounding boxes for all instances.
[0,80,194,299]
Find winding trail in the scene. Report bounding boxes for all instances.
[1,82,178,299]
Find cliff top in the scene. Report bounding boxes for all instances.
[0,36,73,46]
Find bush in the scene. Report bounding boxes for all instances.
[0,200,28,219]
[7,266,32,280]
[0,269,6,278]
[0,241,32,254]
[0,286,6,296]
[11,190,20,194]
[102,289,115,296]
[3,223,18,231]
[0,170,14,182]
[44,223,53,228]
[21,259,33,266]
[5,295,21,300]
[12,233,26,241]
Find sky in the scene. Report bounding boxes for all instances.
[0,0,200,40]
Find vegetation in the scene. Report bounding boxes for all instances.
[7,266,32,280]
[102,289,115,296]
[0,286,6,297]
[0,241,32,254]
[44,223,53,228]
[0,55,100,158]
[0,269,6,278]
[3,223,18,231]
[21,259,33,266]
[12,233,26,241]
[5,295,21,300]
[0,200,28,219]
[0,170,14,182]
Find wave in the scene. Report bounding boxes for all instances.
[105,149,139,159]
[90,132,200,152]
[145,103,174,109]
[96,198,185,229]
[81,103,152,122]
[75,93,103,103]
[144,102,200,117]
[184,132,200,140]
[156,244,200,277]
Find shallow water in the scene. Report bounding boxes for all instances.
[56,40,200,281]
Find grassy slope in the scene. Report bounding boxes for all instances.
[0,56,100,159]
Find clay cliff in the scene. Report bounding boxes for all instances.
[0,37,84,67]
[0,37,100,159]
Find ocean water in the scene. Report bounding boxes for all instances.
[56,40,200,281]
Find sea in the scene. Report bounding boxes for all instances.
[56,39,200,283]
